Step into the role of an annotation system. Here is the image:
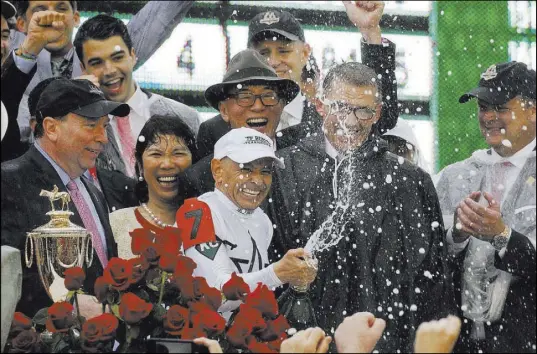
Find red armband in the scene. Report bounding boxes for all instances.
[177,198,216,250]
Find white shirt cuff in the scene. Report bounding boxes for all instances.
[446,227,470,254]
[13,50,37,74]
[266,263,284,289]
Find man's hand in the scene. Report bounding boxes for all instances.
[414,315,461,353]
[280,327,332,353]
[342,1,384,44]
[334,312,386,353]
[193,337,223,353]
[22,11,67,56]
[455,191,505,240]
[273,249,317,288]
[75,74,100,88]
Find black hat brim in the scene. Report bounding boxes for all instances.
[249,29,300,45]
[205,77,300,110]
[72,100,130,119]
[459,86,515,105]
[1,1,16,19]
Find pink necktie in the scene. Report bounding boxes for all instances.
[115,115,136,177]
[491,161,513,203]
[67,180,108,268]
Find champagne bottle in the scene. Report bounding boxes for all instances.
[277,284,318,331]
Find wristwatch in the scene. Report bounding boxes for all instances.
[492,225,511,251]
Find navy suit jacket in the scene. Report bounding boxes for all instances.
[1,145,117,317]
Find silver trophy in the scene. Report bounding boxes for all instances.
[25,185,93,302]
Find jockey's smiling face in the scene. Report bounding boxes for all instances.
[212,157,274,211]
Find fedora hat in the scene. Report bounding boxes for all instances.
[205,49,300,110]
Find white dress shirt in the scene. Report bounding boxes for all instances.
[278,92,305,131]
[109,84,150,159]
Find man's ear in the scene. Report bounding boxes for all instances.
[372,103,382,124]
[211,158,223,186]
[302,42,312,63]
[219,101,230,123]
[42,117,59,141]
[73,10,81,27]
[16,15,28,34]
[314,97,327,118]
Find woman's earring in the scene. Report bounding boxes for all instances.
[138,175,144,182]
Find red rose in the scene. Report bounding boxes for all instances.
[158,253,178,273]
[267,333,288,352]
[191,308,226,337]
[130,228,154,255]
[201,286,222,312]
[128,257,149,285]
[10,312,33,337]
[103,258,132,291]
[179,327,207,340]
[258,315,290,341]
[64,267,86,291]
[118,293,153,325]
[226,320,252,348]
[163,305,189,336]
[10,329,43,353]
[172,275,196,302]
[46,302,75,333]
[174,256,197,278]
[236,305,267,332]
[246,283,278,318]
[246,336,278,354]
[193,277,210,299]
[81,313,119,343]
[222,272,250,301]
[94,276,111,303]
[155,227,182,255]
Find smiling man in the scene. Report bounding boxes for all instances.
[269,62,455,352]
[1,78,129,317]
[178,128,316,318]
[434,61,536,353]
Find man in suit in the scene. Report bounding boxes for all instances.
[1,78,129,318]
[196,1,398,160]
[435,62,536,353]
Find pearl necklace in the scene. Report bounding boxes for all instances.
[141,203,172,228]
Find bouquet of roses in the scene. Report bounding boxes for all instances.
[6,220,291,353]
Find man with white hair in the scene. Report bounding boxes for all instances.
[178,128,316,316]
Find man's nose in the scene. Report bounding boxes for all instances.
[267,52,282,68]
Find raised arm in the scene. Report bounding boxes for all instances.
[127,1,195,70]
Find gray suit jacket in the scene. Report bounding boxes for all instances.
[11,1,194,142]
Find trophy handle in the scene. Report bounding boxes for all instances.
[25,234,34,268]
[85,235,93,268]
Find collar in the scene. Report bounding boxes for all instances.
[34,142,75,186]
[489,139,536,168]
[213,189,256,217]
[125,83,147,117]
[283,92,305,119]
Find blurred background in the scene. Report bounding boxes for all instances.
[76,1,536,174]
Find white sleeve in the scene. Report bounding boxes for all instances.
[186,243,283,293]
[12,50,37,74]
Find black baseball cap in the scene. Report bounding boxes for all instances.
[248,10,305,46]
[459,61,536,105]
[36,78,130,121]
[1,1,16,19]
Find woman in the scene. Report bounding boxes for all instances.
[110,115,197,259]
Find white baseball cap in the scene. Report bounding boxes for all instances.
[214,127,285,169]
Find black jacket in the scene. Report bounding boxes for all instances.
[1,146,118,317]
[1,51,33,162]
[186,39,398,196]
[269,133,456,352]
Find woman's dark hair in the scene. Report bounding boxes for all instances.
[301,55,320,84]
[134,115,198,203]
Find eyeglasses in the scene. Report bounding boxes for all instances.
[231,92,281,107]
[328,102,377,120]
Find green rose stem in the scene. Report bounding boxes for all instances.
[158,271,167,306]
[73,292,84,324]
[122,324,132,354]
